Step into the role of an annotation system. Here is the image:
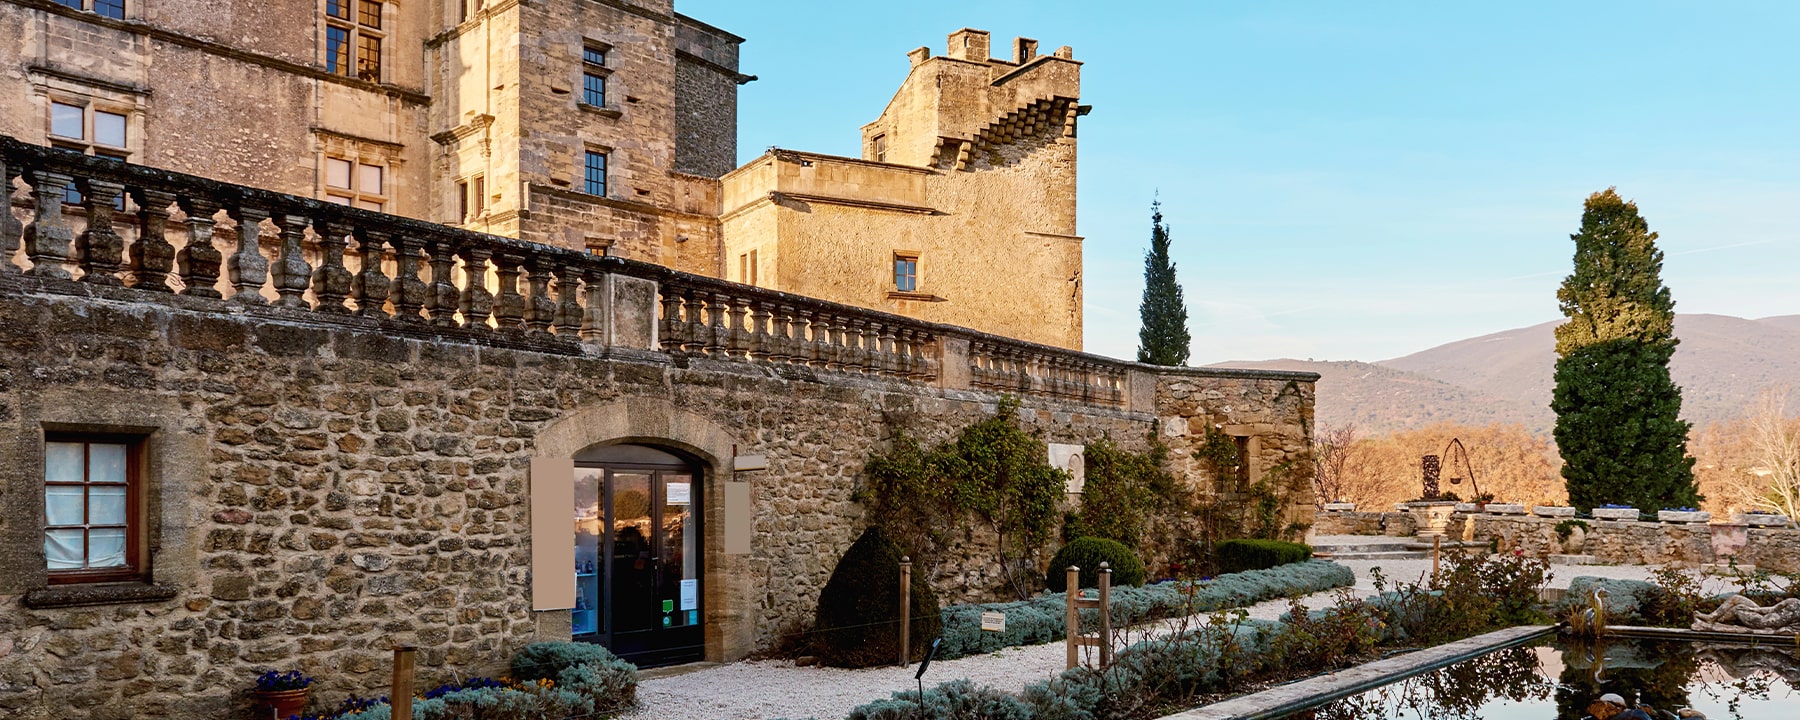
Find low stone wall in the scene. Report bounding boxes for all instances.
[1312,511,1417,537]
[1320,511,1800,572]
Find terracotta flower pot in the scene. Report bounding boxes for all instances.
[252,688,309,719]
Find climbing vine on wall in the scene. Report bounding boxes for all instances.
[1069,436,1181,549]
[859,397,1067,599]
[1193,427,1310,568]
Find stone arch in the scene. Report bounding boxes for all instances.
[531,395,753,662]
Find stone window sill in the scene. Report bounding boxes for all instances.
[887,290,947,303]
[578,103,622,119]
[23,581,178,609]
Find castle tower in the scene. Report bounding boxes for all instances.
[719,29,1086,350]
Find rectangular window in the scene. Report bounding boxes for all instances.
[325,26,351,76]
[356,35,382,81]
[456,175,485,221]
[584,151,607,197]
[324,156,385,211]
[92,0,124,18]
[357,0,382,28]
[44,436,139,583]
[93,110,126,148]
[54,0,81,7]
[582,72,606,108]
[873,134,887,163]
[893,254,918,292]
[50,101,84,140]
[583,47,606,66]
[748,249,758,286]
[1233,436,1252,490]
[46,100,133,208]
[325,0,382,82]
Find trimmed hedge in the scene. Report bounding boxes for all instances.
[935,560,1353,660]
[1216,539,1313,574]
[845,679,1032,720]
[1045,537,1148,592]
[813,526,943,667]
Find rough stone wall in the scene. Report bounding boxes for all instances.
[1156,370,1317,535]
[672,15,741,178]
[1312,511,1418,537]
[0,283,1229,720]
[0,1,432,217]
[1321,512,1800,572]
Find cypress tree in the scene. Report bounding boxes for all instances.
[1137,200,1191,366]
[1551,188,1699,512]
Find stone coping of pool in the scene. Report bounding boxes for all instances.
[1157,624,1555,720]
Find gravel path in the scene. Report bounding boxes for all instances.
[619,556,1666,720]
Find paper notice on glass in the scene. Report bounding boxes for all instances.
[679,579,698,610]
[667,482,691,505]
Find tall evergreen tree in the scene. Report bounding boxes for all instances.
[1137,201,1191,366]
[1552,188,1699,512]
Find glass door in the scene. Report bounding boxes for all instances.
[571,446,703,666]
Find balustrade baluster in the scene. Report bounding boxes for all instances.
[894,329,916,379]
[75,179,125,285]
[310,220,354,313]
[223,205,270,302]
[801,310,827,368]
[553,263,583,337]
[128,189,176,292]
[680,289,707,354]
[350,228,391,318]
[424,237,458,325]
[825,316,848,371]
[524,256,555,333]
[457,245,494,329]
[916,333,938,381]
[879,324,900,377]
[492,253,527,330]
[0,160,20,272]
[24,169,77,278]
[727,296,750,358]
[769,304,795,364]
[272,214,311,307]
[857,320,879,375]
[748,300,773,362]
[389,234,428,322]
[704,293,729,357]
[175,197,222,298]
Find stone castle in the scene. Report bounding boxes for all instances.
[0,1,1316,717]
[0,0,1082,347]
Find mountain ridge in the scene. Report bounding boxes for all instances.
[1210,313,1800,435]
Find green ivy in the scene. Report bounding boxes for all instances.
[859,397,1068,599]
[1074,437,1178,548]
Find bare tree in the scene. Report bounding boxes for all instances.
[1719,387,1800,518]
[1312,423,1358,507]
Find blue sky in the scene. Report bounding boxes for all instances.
[682,1,1800,364]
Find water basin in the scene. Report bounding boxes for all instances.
[1276,635,1799,719]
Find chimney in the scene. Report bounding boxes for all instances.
[946,28,990,62]
[1012,37,1038,64]
[908,46,931,67]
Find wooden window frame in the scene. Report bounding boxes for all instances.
[46,98,132,207]
[324,0,384,82]
[44,434,144,585]
[583,150,607,197]
[893,253,918,292]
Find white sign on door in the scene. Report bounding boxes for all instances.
[667,481,691,505]
[679,579,698,611]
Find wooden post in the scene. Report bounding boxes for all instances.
[1097,562,1113,668]
[391,644,416,720]
[1432,535,1442,580]
[1065,565,1080,670]
[899,555,911,667]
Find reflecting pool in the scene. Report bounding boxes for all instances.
[1279,636,1799,719]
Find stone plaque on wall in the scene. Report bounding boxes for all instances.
[1048,443,1086,494]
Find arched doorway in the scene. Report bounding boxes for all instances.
[571,444,703,666]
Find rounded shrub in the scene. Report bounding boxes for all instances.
[1215,538,1312,574]
[1045,537,1147,592]
[508,641,630,683]
[812,526,943,668]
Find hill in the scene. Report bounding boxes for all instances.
[1212,314,1800,435]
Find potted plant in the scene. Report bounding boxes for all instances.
[1657,507,1710,524]
[1592,503,1639,522]
[252,670,313,719]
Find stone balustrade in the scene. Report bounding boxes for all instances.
[0,136,1147,407]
